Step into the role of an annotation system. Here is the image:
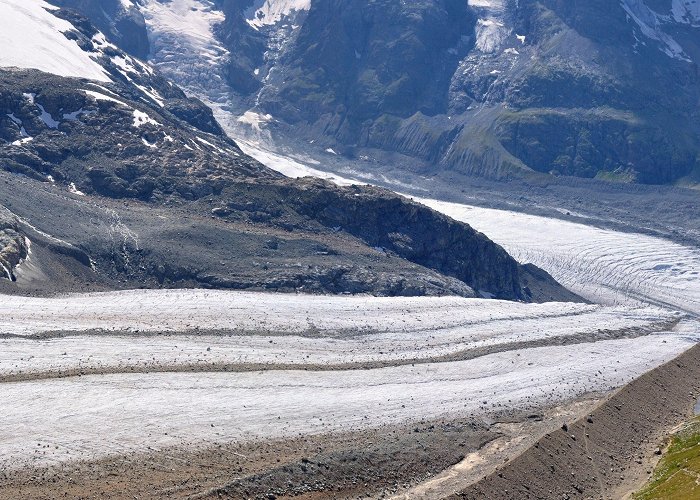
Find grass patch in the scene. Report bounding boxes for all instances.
[635,417,700,500]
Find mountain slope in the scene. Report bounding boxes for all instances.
[84,0,700,186]
[0,0,576,302]
[238,0,700,185]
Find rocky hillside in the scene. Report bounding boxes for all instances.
[74,0,700,186]
[233,0,700,185]
[0,1,577,302]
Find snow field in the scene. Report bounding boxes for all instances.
[246,0,311,28]
[0,0,110,81]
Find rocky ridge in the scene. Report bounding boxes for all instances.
[0,4,577,301]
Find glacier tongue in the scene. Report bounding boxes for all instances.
[470,0,510,54]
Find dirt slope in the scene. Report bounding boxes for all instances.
[454,343,700,499]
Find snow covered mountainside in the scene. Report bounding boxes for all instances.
[75,0,700,186]
[0,1,110,82]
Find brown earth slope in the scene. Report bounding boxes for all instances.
[454,343,700,499]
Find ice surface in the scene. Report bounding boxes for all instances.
[419,199,700,316]
[622,0,690,61]
[0,334,692,470]
[0,291,684,378]
[672,0,700,25]
[132,109,160,128]
[229,146,700,317]
[136,0,229,102]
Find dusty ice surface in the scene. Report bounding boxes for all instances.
[3,140,699,472]
[222,144,700,317]
[0,285,696,469]
[0,291,680,376]
[0,291,637,337]
[3,142,700,469]
[0,333,693,470]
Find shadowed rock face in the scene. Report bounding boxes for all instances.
[53,0,700,185]
[256,0,474,124]
[0,67,573,301]
[218,0,700,185]
[212,177,575,301]
[255,0,700,185]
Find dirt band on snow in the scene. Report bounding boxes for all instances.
[0,319,679,384]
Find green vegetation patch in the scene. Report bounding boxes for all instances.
[635,417,700,500]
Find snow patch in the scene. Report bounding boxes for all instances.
[36,103,60,129]
[132,109,160,128]
[621,0,691,61]
[672,0,700,26]
[133,83,165,107]
[246,0,311,28]
[68,183,85,196]
[119,0,134,11]
[7,113,32,144]
[237,111,273,132]
[62,108,94,121]
[11,137,33,146]
[141,137,158,148]
[196,136,224,153]
[83,89,129,107]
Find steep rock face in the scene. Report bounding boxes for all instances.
[0,66,572,301]
[45,0,700,185]
[215,177,578,302]
[1,3,265,200]
[220,0,700,185]
[0,70,269,201]
[256,1,473,131]
[0,215,28,281]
